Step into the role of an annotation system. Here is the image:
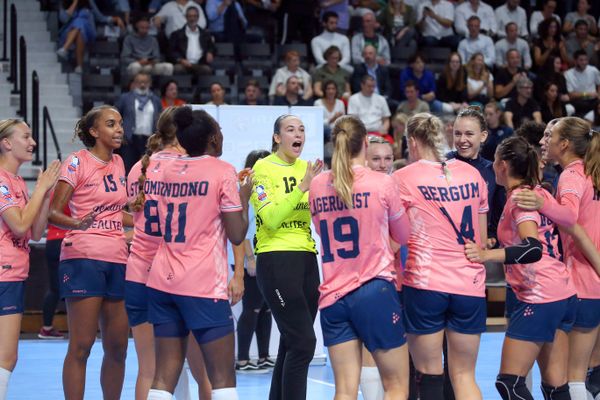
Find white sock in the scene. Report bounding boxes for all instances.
[147,389,173,400]
[570,382,590,400]
[360,366,384,400]
[211,387,239,400]
[173,366,190,400]
[0,368,11,400]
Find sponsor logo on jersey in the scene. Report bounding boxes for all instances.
[68,156,80,172]
[256,185,267,201]
[0,185,12,201]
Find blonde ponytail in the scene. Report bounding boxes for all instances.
[585,129,600,191]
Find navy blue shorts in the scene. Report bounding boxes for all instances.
[403,286,487,335]
[59,259,126,299]
[0,281,24,315]
[507,295,577,342]
[147,287,234,344]
[125,281,149,327]
[573,298,600,329]
[320,279,406,352]
[505,284,517,319]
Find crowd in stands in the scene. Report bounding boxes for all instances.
[52,0,600,166]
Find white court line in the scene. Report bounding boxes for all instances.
[307,377,336,388]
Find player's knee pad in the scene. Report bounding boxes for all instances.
[495,374,534,400]
[417,372,444,400]
[541,382,570,400]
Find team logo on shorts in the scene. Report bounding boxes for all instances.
[0,185,12,201]
[523,306,534,317]
[63,274,70,283]
[392,312,400,324]
[256,185,267,201]
[68,156,80,172]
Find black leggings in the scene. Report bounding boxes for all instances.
[256,251,320,400]
[237,272,272,361]
[42,239,63,327]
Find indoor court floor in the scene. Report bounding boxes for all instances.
[8,332,545,399]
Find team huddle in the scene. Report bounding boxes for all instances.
[0,105,599,400]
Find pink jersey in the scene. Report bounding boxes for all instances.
[310,166,409,309]
[557,160,600,299]
[126,151,182,284]
[498,187,575,303]
[146,155,243,298]
[392,159,489,297]
[0,169,31,282]
[59,150,128,264]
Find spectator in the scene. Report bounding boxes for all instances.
[273,76,312,106]
[436,52,468,112]
[584,101,600,129]
[347,75,391,134]
[494,49,527,100]
[416,0,458,49]
[319,0,350,33]
[57,0,124,73]
[314,80,346,137]
[532,17,568,71]
[377,0,417,54]
[495,22,532,70]
[351,11,391,65]
[457,16,495,69]
[390,111,409,159]
[240,79,266,105]
[277,0,317,46]
[198,82,228,105]
[535,55,570,104]
[121,16,173,77]
[563,0,597,36]
[269,50,313,101]
[350,45,392,99]
[441,114,456,152]
[312,46,351,100]
[466,53,494,104]
[205,0,248,43]
[504,77,543,129]
[115,72,163,172]
[241,0,280,45]
[311,12,352,72]
[529,0,560,38]
[566,19,599,67]
[160,80,186,108]
[565,49,600,116]
[495,0,528,38]
[481,101,513,161]
[169,7,216,77]
[454,0,497,37]
[153,0,206,38]
[396,80,430,117]
[540,82,567,122]
[399,53,445,113]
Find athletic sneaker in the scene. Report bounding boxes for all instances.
[38,327,65,339]
[257,357,276,368]
[235,361,269,374]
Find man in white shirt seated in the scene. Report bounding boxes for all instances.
[351,11,391,66]
[168,7,215,76]
[416,0,459,49]
[495,22,532,69]
[495,0,528,38]
[454,0,497,37]
[529,0,560,38]
[311,11,352,72]
[153,0,207,38]
[347,75,391,135]
[565,49,600,116]
[458,16,495,68]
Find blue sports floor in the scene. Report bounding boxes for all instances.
[7,332,545,399]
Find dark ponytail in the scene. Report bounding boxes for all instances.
[496,136,541,189]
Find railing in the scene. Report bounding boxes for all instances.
[42,107,63,170]
[31,71,41,165]
[8,3,17,93]
[1,0,7,61]
[18,35,27,122]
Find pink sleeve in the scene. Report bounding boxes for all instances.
[220,167,243,213]
[479,175,489,214]
[59,154,82,188]
[384,176,409,244]
[512,206,540,227]
[539,190,577,227]
[0,179,19,214]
